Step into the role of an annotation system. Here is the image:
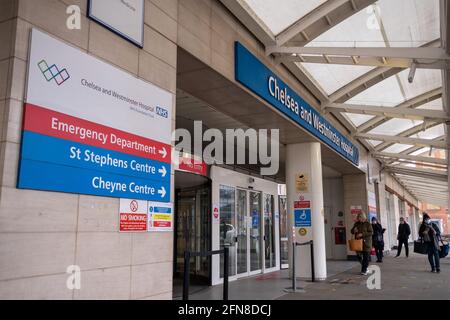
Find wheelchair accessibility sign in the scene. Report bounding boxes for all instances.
[294,209,311,227]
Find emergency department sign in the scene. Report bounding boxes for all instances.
[18,29,173,202]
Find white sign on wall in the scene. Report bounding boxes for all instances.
[88,0,145,47]
[148,201,174,232]
[18,29,173,202]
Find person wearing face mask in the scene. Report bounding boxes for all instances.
[371,217,386,263]
[419,213,441,273]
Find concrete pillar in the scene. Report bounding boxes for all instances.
[286,143,327,280]
[343,174,368,257]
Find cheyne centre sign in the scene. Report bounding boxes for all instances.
[18,29,172,202]
[235,42,359,166]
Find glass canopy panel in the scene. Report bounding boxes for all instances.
[382,144,414,153]
[300,63,374,95]
[409,147,431,156]
[243,0,327,35]
[342,113,375,127]
[367,140,383,147]
[378,0,440,47]
[411,124,445,140]
[306,7,386,47]
[368,119,423,136]
[300,7,383,96]
[347,76,405,107]
[396,69,442,101]
[417,98,443,111]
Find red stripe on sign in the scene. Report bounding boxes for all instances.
[153,221,171,228]
[294,201,310,209]
[178,156,207,176]
[23,103,171,163]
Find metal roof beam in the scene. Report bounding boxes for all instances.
[374,123,443,152]
[275,0,378,47]
[354,133,447,148]
[274,0,350,47]
[219,0,276,46]
[268,46,450,61]
[373,152,447,165]
[393,174,449,186]
[329,39,440,104]
[278,55,450,69]
[386,165,448,182]
[398,180,448,190]
[326,103,449,122]
[357,88,443,133]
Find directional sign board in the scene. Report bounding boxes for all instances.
[18,29,173,202]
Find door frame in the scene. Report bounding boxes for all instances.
[234,188,264,279]
[278,196,289,269]
[263,193,278,274]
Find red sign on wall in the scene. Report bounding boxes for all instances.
[120,213,147,232]
[119,199,148,232]
[178,155,207,176]
[294,201,311,209]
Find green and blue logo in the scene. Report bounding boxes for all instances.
[38,60,70,85]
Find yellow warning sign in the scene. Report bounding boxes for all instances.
[153,214,171,221]
[295,173,309,192]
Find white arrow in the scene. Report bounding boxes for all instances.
[158,186,166,198]
[158,166,167,178]
[158,147,167,159]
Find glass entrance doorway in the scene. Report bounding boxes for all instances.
[173,171,211,291]
[220,186,276,279]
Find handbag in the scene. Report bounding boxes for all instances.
[348,238,363,252]
[413,238,427,255]
[439,237,449,258]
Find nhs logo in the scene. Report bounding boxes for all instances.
[156,106,168,118]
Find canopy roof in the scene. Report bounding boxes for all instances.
[222,0,450,207]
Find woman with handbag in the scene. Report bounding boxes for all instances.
[418,213,441,273]
[371,217,385,263]
[351,213,373,275]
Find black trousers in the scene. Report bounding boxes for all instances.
[427,243,440,270]
[375,246,383,261]
[358,251,370,273]
[397,239,409,257]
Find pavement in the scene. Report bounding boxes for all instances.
[178,251,450,300]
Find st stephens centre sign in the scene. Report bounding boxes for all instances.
[235,42,359,166]
[18,29,173,202]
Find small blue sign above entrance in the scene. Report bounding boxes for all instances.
[235,42,359,166]
[294,209,312,227]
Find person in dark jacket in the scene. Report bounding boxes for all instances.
[351,213,373,275]
[395,217,411,257]
[419,213,441,273]
[371,217,385,263]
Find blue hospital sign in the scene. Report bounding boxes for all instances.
[295,209,312,227]
[235,42,359,166]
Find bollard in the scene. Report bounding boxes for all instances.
[223,247,229,300]
[182,251,191,301]
[310,241,315,282]
[292,242,296,292]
